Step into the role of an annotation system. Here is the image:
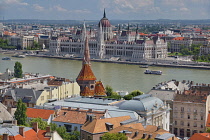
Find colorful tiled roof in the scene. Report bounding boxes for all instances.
[94,81,106,96]
[53,108,105,124]
[81,116,131,134]
[80,86,94,97]
[26,108,55,120]
[76,64,96,81]
[172,37,184,40]
[189,133,210,140]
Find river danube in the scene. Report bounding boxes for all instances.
[1,54,210,93]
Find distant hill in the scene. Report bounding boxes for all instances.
[1,19,210,25]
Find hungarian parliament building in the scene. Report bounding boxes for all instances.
[49,11,167,61]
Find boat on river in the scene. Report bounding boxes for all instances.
[2,57,11,60]
[144,69,162,75]
[139,65,149,68]
[12,54,26,58]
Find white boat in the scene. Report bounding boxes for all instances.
[2,57,11,60]
[139,65,149,68]
[12,54,25,58]
[144,69,162,75]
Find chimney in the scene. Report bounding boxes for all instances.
[68,107,71,111]
[46,126,51,133]
[3,133,9,140]
[19,126,25,137]
[33,122,38,133]
[88,109,93,112]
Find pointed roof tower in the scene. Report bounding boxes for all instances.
[76,37,96,81]
[103,8,106,18]
[83,37,91,65]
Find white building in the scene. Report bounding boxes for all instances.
[49,11,167,61]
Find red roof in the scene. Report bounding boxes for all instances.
[172,37,184,40]
[189,133,210,140]
[76,64,97,81]
[26,108,55,119]
[94,81,106,96]
[6,129,51,140]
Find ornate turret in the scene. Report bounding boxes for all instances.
[76,37,106,97]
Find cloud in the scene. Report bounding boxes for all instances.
[33,4,44,12]
[180,7,189,12]
[2,0,28,6]
[54,5,68,12]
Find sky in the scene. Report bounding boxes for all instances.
[0,0,210,20]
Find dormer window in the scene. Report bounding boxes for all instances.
[105,122,113,131]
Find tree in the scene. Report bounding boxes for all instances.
[129,90,144,96]
[14,99,27,125]
[105,85,113,96]
[14,61,23,78]
[101,133,127,140]
[49,123,80,140]
[123,90,144,100]
[123,94,133,100]
[30,118,48,130]
[34,41,40,50]
[206,128,210,133]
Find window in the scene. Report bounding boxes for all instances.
[201,125,203,128]
[188,108,191,112]
[188,115,190,119]
[41,96,44,101]
[194,109,197,113]
[180,121,184,126]
[74,126,78,131]
[194,115,197,120]
[187,122,190,127]
[194,123,197,127]
[64,124,72,132]
[181,114,184,118]
[201,116,203,120]
[181,107,184,112]
[175,121,177,125]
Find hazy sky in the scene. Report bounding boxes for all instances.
[0,0,210,20]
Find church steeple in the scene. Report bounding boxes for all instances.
[83,37,91,65]
[103,8,106,18]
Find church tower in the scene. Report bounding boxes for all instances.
[76,37,106,97]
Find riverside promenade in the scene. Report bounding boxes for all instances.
[1,49,210,70]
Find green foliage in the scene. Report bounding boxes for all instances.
[14,61,23,78]
[105,85,121,99]
[0,38,17,49]
[30,118,48,130]
[14,99,27,125]
[123,90,144,100]
[206,128,210,133]
[101,133,127,140]
[123,94,133,100]
[49,123,80,140]
[105,85,113,96]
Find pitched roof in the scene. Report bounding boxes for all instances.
[53,108,105,124]
[26,108,55,120]
[108,124,178,140]
[81,116,131,134]
[0,126,51,140]
[189,133,210,140]
[4,89,42,104]
[172,37,184,40]
[76,64,97,81]
[80,86,94,97]
[94,81,106,96]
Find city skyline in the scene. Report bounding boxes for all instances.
[0,0,210,20]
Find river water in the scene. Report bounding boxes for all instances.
[0,53,210,93]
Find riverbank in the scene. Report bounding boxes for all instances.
[1,50,210,70]
[28,54,210,70]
